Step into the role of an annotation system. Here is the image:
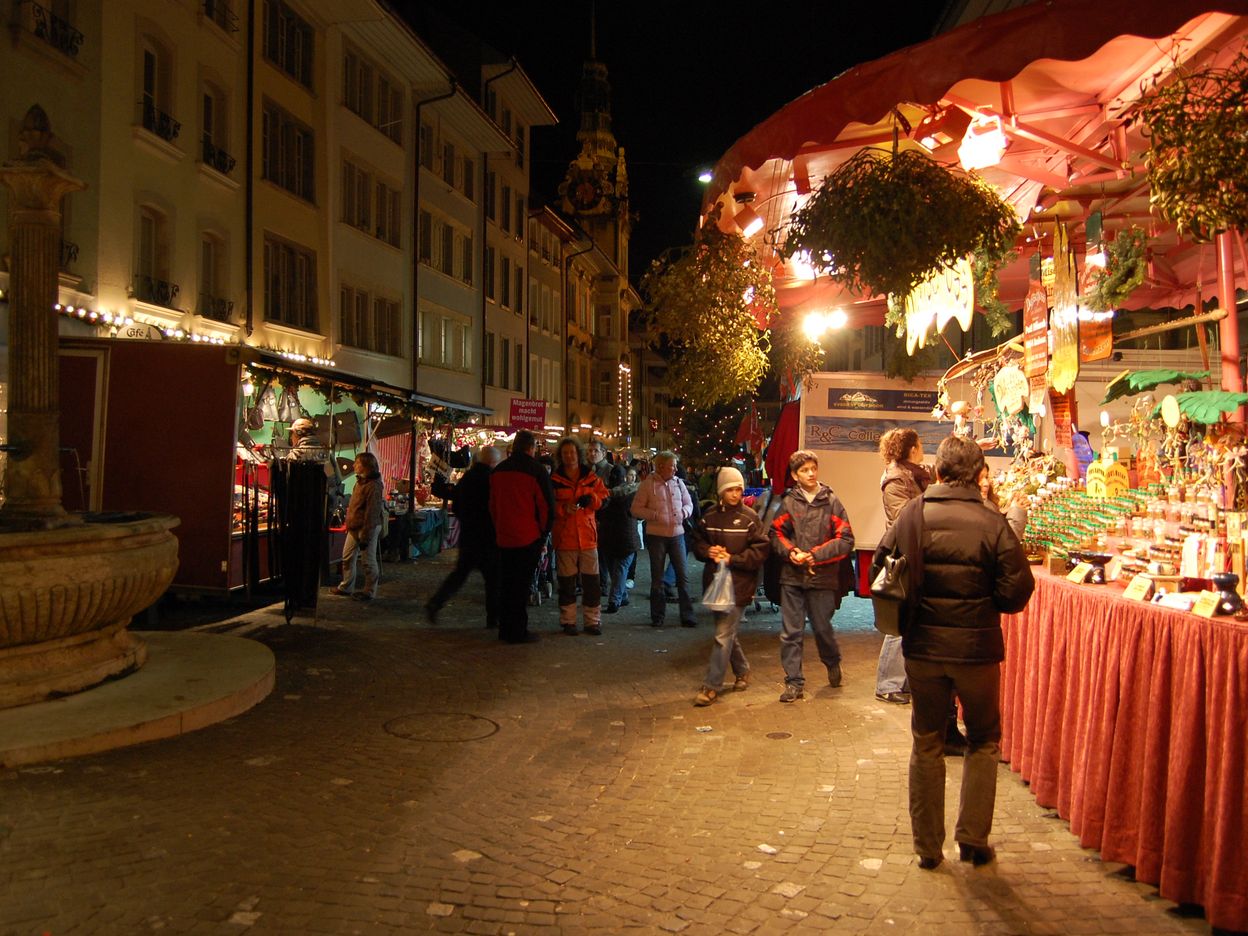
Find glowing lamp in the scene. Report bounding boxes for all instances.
[957,117,1006,171]
[734,204,764,238]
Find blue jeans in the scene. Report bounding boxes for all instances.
[704,605,748,690]
[646,533,693,624]
[876,634,908,695]
[603,553,632,607]
[662,533,686,587]
[779,584,841,688]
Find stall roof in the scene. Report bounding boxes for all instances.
[704,0,1248,324]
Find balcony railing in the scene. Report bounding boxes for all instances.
[133,274,180,309]
[199,294,234,322]
[202,139,236,176]
[59,239,78,270]
[26,1,84,59]
[140,100,181,144]
[202,0,239,32]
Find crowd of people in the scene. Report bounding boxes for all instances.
[327,426,1036,871]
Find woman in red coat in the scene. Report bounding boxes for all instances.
[551,437,609,635]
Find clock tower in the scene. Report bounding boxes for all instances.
[557,28,630,276]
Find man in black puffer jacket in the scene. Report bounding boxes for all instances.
[871,435,1034,871]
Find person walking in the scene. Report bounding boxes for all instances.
[770,449,855,701]
[489,430,555,644]
[871,435,1034,870]
[598,464,640,614]
[329,452,385,601]
[631,451,696,628]
[875,429,930,705]
[688,467,768,706]
[551,437,609,636]
[425,445,501,627]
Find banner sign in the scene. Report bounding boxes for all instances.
[508,398,546,430]
[804,416,1007,456]
[1050,223,1080,394]
[826,387,938,414]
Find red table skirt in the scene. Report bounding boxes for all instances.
[1001,570,1248,932]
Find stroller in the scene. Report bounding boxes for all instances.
[529,533,555,605]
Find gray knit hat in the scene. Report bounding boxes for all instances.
[717,466,745,495]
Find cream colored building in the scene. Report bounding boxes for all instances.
[1,0,514,417]
[528,206,572,442]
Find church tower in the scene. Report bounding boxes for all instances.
[557,13,630,277]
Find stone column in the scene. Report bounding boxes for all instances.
[0,105,85,530]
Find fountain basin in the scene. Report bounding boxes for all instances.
[0,513,179,708]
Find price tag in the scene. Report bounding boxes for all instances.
[1227,513,1243,540]
[1192,590,1221,618]
[1066,562,1093,583]
[1122,574,1154,601]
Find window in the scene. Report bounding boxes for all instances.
[596,370,612,406]
[439,223,454,276]
[262,101,314,200]
[485,87,496,121]
[529,281,538,326]
[263,0,313,88]
[484,170,496,221]
[201,82,234,173]
[552,362,561,402]
[515,122,525,169]
[501,256,511,308]
[597,304,613,340]
[514,343,523,391]
[501,337,510,389]
[418,123,433,170]
[139,35,178,141]
[441,141,455,186]
[342,49,372,123]
[200,233,232,320]
[339,285,357,347]
[460,234,473,286]
[376,74,402,143]
[501,184,511,231]
[514,265,524,316]
[461,156,475,201]
[374,297,401,357]
[263,235,316,330]
[541,359,551,404]
[484,246,495,300]
[376,181,400,247]
[501,107,512,137]
[515,195,525,239]
[484,331,495,385]
[341,159,372,231]
[418,210,432,264]
[137,207,165,281]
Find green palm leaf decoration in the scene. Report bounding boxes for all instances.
[1150,391,1248,423]
[1101,370,1209,404]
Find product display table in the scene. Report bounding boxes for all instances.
[1001,569,1247,932]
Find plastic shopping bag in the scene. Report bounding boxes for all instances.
[701,560,735,612]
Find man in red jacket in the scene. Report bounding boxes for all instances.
[489,430,555,643]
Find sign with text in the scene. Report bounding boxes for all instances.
[508,398,546,430]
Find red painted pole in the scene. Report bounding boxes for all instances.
[1216,231,1244,423]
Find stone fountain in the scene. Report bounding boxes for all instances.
[0,106,179,709]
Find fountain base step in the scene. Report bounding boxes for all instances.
[0,631,274,767]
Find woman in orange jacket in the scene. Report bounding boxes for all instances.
[551,437,609,635]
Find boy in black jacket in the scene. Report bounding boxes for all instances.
[687,467,770,706]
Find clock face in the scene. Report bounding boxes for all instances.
[575,179,600,208]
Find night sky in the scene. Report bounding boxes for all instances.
[420,1,947,275]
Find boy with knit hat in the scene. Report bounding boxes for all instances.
[687,467,769,706]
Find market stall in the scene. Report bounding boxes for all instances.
[1001,569,1247,932]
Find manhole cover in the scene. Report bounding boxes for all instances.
[766,731,793,740]
[383,712,500,742]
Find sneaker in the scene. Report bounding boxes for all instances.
[353,593,373,602]
[619,596,630,607]
[827,663,843,688]
[732,673,750,692]
[779,684,803,703]
[561,624,578,636]
[604,603,619,614]
[584,624,602,636]
[626,579,635,589]
[918,855,944,871]
[957,843,996,866]
[693,687,717,707]
[680,618,697,628]
[542,582,554,599]
[875,691,910,705]
[329,586,351,597]
[528,592,541,606]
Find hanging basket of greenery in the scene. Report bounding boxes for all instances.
[780,148,1021,304]
[1133,49,1248,242]
[1084,226,1148,312]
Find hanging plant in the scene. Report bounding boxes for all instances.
[1084,226,1148,312]
[972,245,1018,336]
[780,148,1021,303]
[642,206,783,409]
[1133,49,1248,241]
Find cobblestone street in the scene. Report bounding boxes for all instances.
[0,552,1216,935]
